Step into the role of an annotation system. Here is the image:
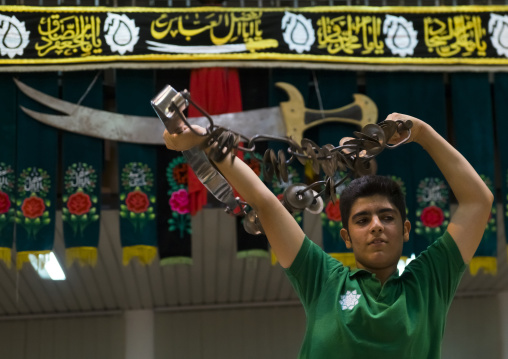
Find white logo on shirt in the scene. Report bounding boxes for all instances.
[339,290,361,310]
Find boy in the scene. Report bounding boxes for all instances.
[163,113,493,358]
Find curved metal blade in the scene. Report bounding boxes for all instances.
[15,78,284,145]
[20,105,167,145]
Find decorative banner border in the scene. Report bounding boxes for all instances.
[2,5,508,67]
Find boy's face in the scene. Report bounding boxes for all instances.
[340,194,410,273]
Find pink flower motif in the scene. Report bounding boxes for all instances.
[169,189,190,214]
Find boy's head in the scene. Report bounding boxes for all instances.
[339,175,406,231]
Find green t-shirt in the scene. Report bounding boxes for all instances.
[285,231,466,359]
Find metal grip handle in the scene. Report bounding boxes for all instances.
[151,85,188,134]
[152,84,239,213]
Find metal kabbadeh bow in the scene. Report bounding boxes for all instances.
[151,85,412,235]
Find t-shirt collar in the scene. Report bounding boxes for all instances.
[348,267,400,281]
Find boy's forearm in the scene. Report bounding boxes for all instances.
[211,152,305,268]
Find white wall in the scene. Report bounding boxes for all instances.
[154,295,505,359]
[0,314,125,359]
[442,296,502,359]
[154,305,306,359]
[0,295,503,359]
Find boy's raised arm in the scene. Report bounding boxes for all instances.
[386,113,494,264]
[163,126,305,268]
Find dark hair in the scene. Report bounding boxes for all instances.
[339,175,406,231]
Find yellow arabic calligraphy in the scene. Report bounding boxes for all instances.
[317,15,384,55]
[36,14,102,57]
[151,12,264,46]
[424,15,486,57]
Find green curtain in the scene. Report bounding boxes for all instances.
[494,73,508,265]
[0,75,18,267]
[382,73,449,257]
[15,73,58,269]
[61,72,103,267]
[116,70,158,266]
[451,73,497,276]
[364,72,418,261]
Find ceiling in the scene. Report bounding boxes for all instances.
[0,204,506,319]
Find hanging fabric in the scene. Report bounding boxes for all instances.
[365,72,419,262]
[0,75,18,267]
[451,73,497,275]
[61,72,103,267]
[15,73,58,270]
[310,70,359,268]
[157,147,193,265]
[395,73,449,257]
[116,70,158,265]
[494,73,508,265]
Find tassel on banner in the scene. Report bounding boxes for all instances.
[329,253,357,269]
[16,250,51,271]
[271,249,278,266]
[65,247,97,268]
[237,249,269,259]
[469,257,497,276]
[122,245,157,266]
[0,248,11,269]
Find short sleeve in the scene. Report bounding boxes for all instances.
[403,231,466,305]
[285,236,344,306]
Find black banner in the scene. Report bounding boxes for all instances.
[2,5,508,67]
